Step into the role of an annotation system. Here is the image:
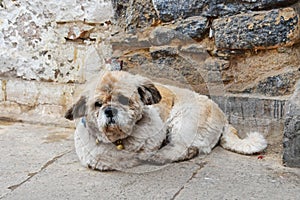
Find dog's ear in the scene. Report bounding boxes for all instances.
[138,82,162,105]
[65,96,87,120]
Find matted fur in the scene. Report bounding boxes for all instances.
[65,71,267,171]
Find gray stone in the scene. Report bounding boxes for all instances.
[111,34,151,51]
[152,0,299,21]
[212,8,299,49]
[255,71,300,96]
[149,27,178,46]
[243,69,300,96]
[150,46,178,60]
[207,71,222,83]
[212,94,287,137]
[112,0,158,32]
[283,80,300,167]
[149,17,208,45]
[175,16,208,40]
[203,57,229,71]
[179,44,207,54]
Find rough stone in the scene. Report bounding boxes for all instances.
[152,0,299,22]
[175,16,208,40]
[179,44,208,54]
[254,70,300,96]
[222,47,300,96]
[111,34,151,51]
[149,27,178,46]
[207,71,222,83]
[203,57,229,71]
[212,8,300,49]
[283,80,300,167]
[149,18,209,45]
[111,0,158,32]
[150,46,178,60]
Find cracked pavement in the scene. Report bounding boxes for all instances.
[0,122,299,200]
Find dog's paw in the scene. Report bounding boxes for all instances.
[85,159,113,171]
[180,146,199,161]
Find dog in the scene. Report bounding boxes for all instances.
[65,70,267,171]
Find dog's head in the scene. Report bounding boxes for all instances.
[65,71,161,143]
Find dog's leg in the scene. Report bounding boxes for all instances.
[139,100,228,164]
[138,104,203,164]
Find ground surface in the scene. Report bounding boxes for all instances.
[0,122,299,200]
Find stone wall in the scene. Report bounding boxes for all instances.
[0,0,299,164]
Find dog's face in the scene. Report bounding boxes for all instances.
[65,71,161,143]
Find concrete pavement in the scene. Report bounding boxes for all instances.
[0,121,299,200]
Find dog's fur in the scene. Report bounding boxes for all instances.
[65,71,267,171]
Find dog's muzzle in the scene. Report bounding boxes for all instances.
[104,106,118,124]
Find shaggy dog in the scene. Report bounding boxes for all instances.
[65,71,267,171]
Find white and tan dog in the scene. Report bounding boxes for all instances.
[65,70,267,171]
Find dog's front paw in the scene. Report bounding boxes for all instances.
[178,146,199,162]
[85,159,114,171]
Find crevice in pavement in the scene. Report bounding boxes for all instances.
[6,150,71,192]
[171,161,207,200]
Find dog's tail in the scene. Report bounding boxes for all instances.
[220,125,267,154]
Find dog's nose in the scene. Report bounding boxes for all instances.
[104,107,118,118]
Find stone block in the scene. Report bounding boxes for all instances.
[149,27,178,46]
[111,35,151,51]
[112,0,158,32]
[179,44,207,54]
[6,79,75,107]
[283,80,300,167]
[207,71,222,83]
[212,8,300,49]
[152,0,298,22]
[175,16,208,40]
[149,17,209,45]
[150,46,178,60]
[203,57,229,71]
[254,71,300,96]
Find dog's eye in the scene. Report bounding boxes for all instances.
[94,101,102,108]
[118,95,129,105]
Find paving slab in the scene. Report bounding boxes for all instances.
[0,122,299,200]
[0,122,74,198]
[176,148,300,200]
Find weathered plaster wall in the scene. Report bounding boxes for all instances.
[0,0,115,126]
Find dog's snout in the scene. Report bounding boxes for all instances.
[104,107,118,118]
